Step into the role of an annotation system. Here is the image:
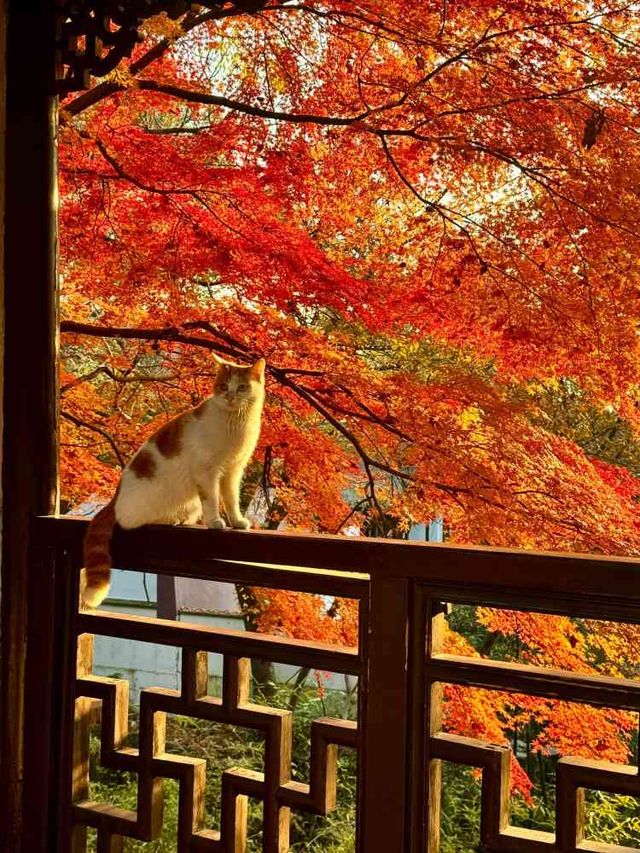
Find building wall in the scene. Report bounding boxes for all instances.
[92,601,353,701]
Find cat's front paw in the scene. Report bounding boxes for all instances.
[230,517,251,530]
[208,518,226,530]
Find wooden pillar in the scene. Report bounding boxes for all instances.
[0,0,5,557]
[0,1,59,851]
[359,573,412,851]
[157,573,178,619]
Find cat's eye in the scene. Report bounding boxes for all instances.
[238,383,248,391]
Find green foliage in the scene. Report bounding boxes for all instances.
[584,791,640,847]
[529,379,640,476]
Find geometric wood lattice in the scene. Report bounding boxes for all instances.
[431,733,640,852]
[430,732,512,849]
[423,590,640,853]
[72,636,357,852]
[556,757,640,852]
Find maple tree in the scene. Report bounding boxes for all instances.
[59,0,640,802]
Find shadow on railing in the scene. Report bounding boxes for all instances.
[35,516,640,853]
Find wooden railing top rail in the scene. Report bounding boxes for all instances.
[36,516,640,619]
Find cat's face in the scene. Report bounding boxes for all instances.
[213,358,265,411]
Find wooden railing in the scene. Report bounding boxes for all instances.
[35,516,640,852]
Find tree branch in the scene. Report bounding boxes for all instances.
[62,410,126,468]
[61,364,177,393]
[137,79,373,126]
[60,319,413,484]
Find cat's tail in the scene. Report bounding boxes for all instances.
[81,499,117,608]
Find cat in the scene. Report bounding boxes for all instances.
[80,356,266,608]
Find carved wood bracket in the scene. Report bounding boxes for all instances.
[55,0,269,94]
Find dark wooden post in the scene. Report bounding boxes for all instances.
[157,573,178,619]
[407,587,429,853]
[0,1,59,851]
[359,573,412,851]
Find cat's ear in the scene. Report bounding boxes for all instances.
[213,355,228,375]
[250,358,266,382]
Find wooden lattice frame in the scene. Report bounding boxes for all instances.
[35,516,640,852]
[420,592,640,853]
[430,734,640,852]
[72,635,357,852]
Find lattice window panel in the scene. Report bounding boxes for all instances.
[430,733,640,852]
[72,635,357,852]
[421,594,640,853]
[39,517,640,852]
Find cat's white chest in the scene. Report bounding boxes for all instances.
[192,405,260,471]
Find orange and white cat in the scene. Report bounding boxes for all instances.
[81,356,266,608]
